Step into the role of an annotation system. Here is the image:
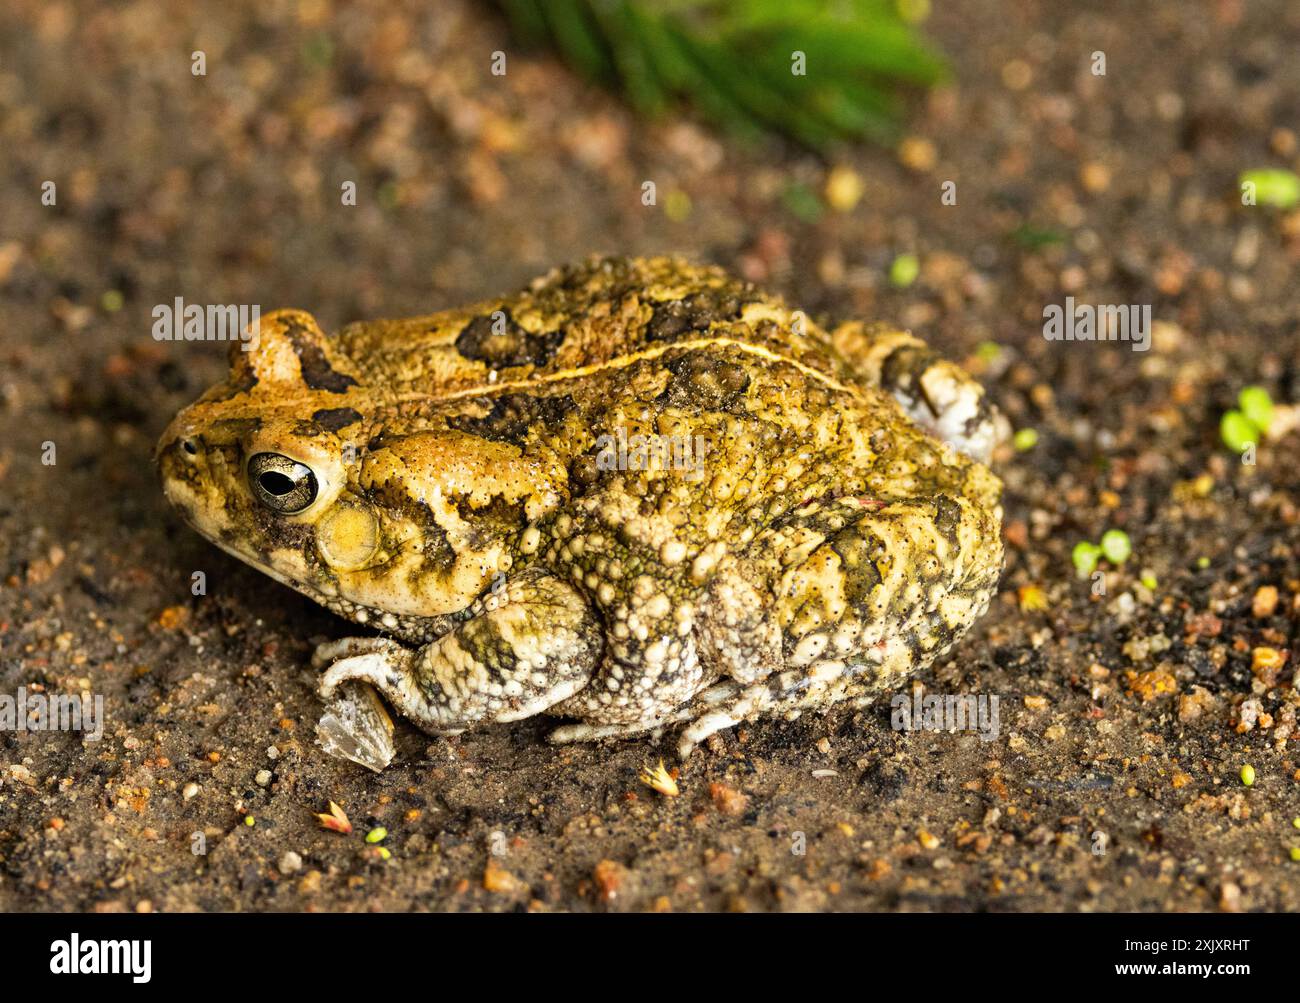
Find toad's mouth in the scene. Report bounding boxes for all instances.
[162,473,456,645]
[212,530,459,644]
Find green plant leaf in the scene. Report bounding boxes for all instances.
[539,0,615,82]
[492,0,946,149]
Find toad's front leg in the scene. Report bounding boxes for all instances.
[315,568,603,733]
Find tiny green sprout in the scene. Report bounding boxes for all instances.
[975,341,1003,363]
[1220,411,1259,452]
[889,253,920,288]
[1072,541,1102,578]
[1196,556,1210,569]
[664,189,693,222]
[1013,428,1038,452]
[1240,764,1255,787]
[1290,847,1300,862]
[244,815,255,827]
[1293,817,1300,830]
[1140,572,1158,591]
[1099,529,1132,565]
[101,290,124,313]
[1238,386,1274,434]
[1240,168,1300,209]
[376,846,392,860]
[365,826,387,844]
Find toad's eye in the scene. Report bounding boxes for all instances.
[247,452,318,514]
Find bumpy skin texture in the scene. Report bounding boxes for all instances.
[158,256,1004,756]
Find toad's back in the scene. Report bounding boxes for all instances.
[333,256,856,401]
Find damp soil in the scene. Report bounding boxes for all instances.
[1,0,1298,912]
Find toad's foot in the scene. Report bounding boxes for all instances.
[542,680,769,758]
[545,698,705,745]
[546,682,740,751]
[313,636,408,671]
[546,720,668,744]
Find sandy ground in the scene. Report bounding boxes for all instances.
[1,0,1298,912]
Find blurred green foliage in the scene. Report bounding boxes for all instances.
[494,0,946,148]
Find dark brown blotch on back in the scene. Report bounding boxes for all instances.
[658,352,752,412]
[645,288,749,341]
[283,316,358,393]
[455,310,564,368]
[448,393,576,447]
[312,407,363,432]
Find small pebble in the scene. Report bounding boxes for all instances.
[1000,59,1032,90]
[709,782,749,817]
[1251,585,1278,618]
[824,166,865,212]
[255,769,272,787]
[483,860,527,895]
[898,136,937,172]
[182,783,200,800]
[279,851,303,875]
[1080,162,1111,193]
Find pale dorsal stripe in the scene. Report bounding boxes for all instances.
[391,336,856,406]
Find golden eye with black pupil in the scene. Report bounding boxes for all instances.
[247,452,318,513]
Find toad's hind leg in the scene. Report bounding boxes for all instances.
[830,322,1006,464]
[315,568,602,733]
[677,491,1003,757]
